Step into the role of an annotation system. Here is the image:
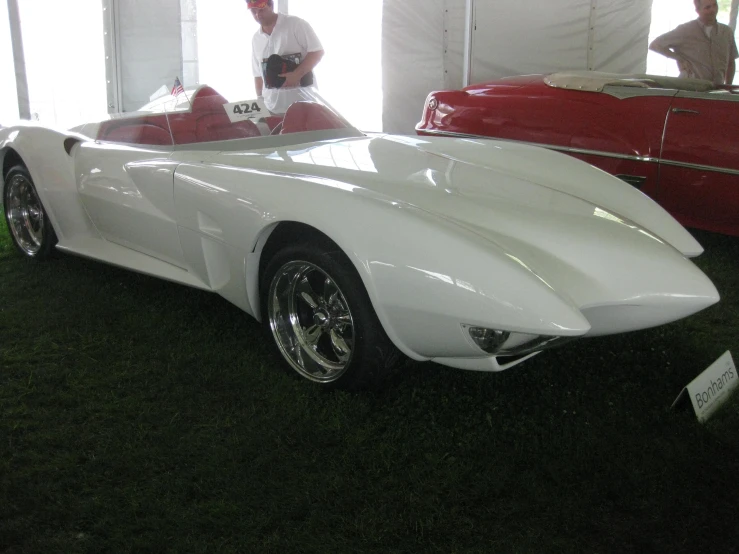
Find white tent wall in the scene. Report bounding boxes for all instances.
[382,0,446,135]
[181,0,199,90]
[588,0,654,72]
[106,0,184,112]
[443,1,468,94]
[469,0,591,80]
[383,0,653,135]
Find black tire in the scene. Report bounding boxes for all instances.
[3,165,57,259]
[261,243,400,391]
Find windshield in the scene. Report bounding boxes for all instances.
[87,84,357,147]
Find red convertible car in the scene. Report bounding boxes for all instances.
[417,71,739,236]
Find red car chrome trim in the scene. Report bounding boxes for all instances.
[659,159,739,176]
[418,129,659,164]
[424,129,739,177]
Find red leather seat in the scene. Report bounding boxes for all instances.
[167,116,198,145]
[196,118,262,141]
[188,87,262,142]
[264,115,284,131]
[96,86,267,145]
[280,102,346,135]
[97,115,172,145]
[163,86,229,144]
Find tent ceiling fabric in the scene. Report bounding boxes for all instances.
[382,0,653,135]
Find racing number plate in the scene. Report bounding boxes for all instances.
[224,98,268,123]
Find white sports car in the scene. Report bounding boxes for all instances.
[0,85,719,390]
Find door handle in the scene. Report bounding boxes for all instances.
[671,108,700,114]
[615,174,647,189]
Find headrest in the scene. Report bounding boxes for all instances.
[191,86,228,113]
[280,101,345,134]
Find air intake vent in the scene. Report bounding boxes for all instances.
[615,174,647,189]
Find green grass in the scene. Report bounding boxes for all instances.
[1,225,739,553]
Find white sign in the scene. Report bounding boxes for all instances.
[223,98,268,123]
[672,351,738,423]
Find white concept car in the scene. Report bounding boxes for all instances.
[0,85,719,390]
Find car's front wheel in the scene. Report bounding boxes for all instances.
[261,243,399,390]
[3,165,57,259]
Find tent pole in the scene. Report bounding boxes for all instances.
[462,0,475,87]
[463,0,474,87]
[6,0,29,119]
[102,0,122,113]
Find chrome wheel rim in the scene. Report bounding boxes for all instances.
[5,174,45,256]
[268,260,355,383]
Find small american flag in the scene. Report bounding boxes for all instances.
[171,77,185,96]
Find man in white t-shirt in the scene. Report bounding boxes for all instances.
[247,0,325,113]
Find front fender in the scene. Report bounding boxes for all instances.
[335,201,592,360]
[173,162,591,361]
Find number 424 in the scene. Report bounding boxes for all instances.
[233,103,262,115]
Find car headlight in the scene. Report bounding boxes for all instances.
[462,325,575,356]
[465,326,510,354]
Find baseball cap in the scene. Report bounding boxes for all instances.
[247,0,269,8]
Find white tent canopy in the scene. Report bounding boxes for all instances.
[5,0,739,133]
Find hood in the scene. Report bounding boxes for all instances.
[218,134,700,255]
[214,134,717,328]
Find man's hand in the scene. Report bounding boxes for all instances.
[676,58,697,78]
[279,71,302,88]
[726,58,736,85]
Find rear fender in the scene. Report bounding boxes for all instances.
[0,125,97,242]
